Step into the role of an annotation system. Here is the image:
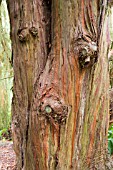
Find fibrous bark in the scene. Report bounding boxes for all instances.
[7,0,111,169]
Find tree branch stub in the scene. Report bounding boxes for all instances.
[37,95,69,124]
[74,35,98,68]
[17,28,29,42]
[29,27,38,37]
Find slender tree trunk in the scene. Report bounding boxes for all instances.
[7,0,111,169]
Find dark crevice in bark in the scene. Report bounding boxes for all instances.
[54,126,60,169]
[11,49,13,66]
[21,143,24,168]
[42,0,52,56]
[54,152,59,169]
[25,109,30,144]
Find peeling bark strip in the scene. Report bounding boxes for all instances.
[7,0,111,170]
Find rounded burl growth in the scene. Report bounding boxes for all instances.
[37,96,69,124]
[79,44,97,68]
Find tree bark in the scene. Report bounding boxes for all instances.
[7,0,111,169]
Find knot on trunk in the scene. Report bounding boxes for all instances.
[37,95,69,124]
[29,27,38,37]
[79,43,97,68]
[17,28,29,42]
[73,34,97,68]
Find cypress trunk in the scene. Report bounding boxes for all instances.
[7,0,111,169]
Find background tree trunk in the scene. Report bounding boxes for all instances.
[7,0,111,169]
[0,0,12,131]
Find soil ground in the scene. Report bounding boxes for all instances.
[0,140,16,170]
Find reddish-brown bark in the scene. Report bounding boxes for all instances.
[7,0,112,169]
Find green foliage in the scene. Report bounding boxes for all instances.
[0,127,12,140]
[0,128,8,136]
[108,124,113,155]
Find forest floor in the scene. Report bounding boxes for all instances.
[0,140,16,170]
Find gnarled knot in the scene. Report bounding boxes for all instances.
[79,42,97,68]
[29,27,38,37]
[38,96,69,124]
[17,28,29,42]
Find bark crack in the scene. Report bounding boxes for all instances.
[42,0,52,55]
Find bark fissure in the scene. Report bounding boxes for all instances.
[41,0,52,55]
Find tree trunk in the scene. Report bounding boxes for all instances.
[7,0,111,169]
